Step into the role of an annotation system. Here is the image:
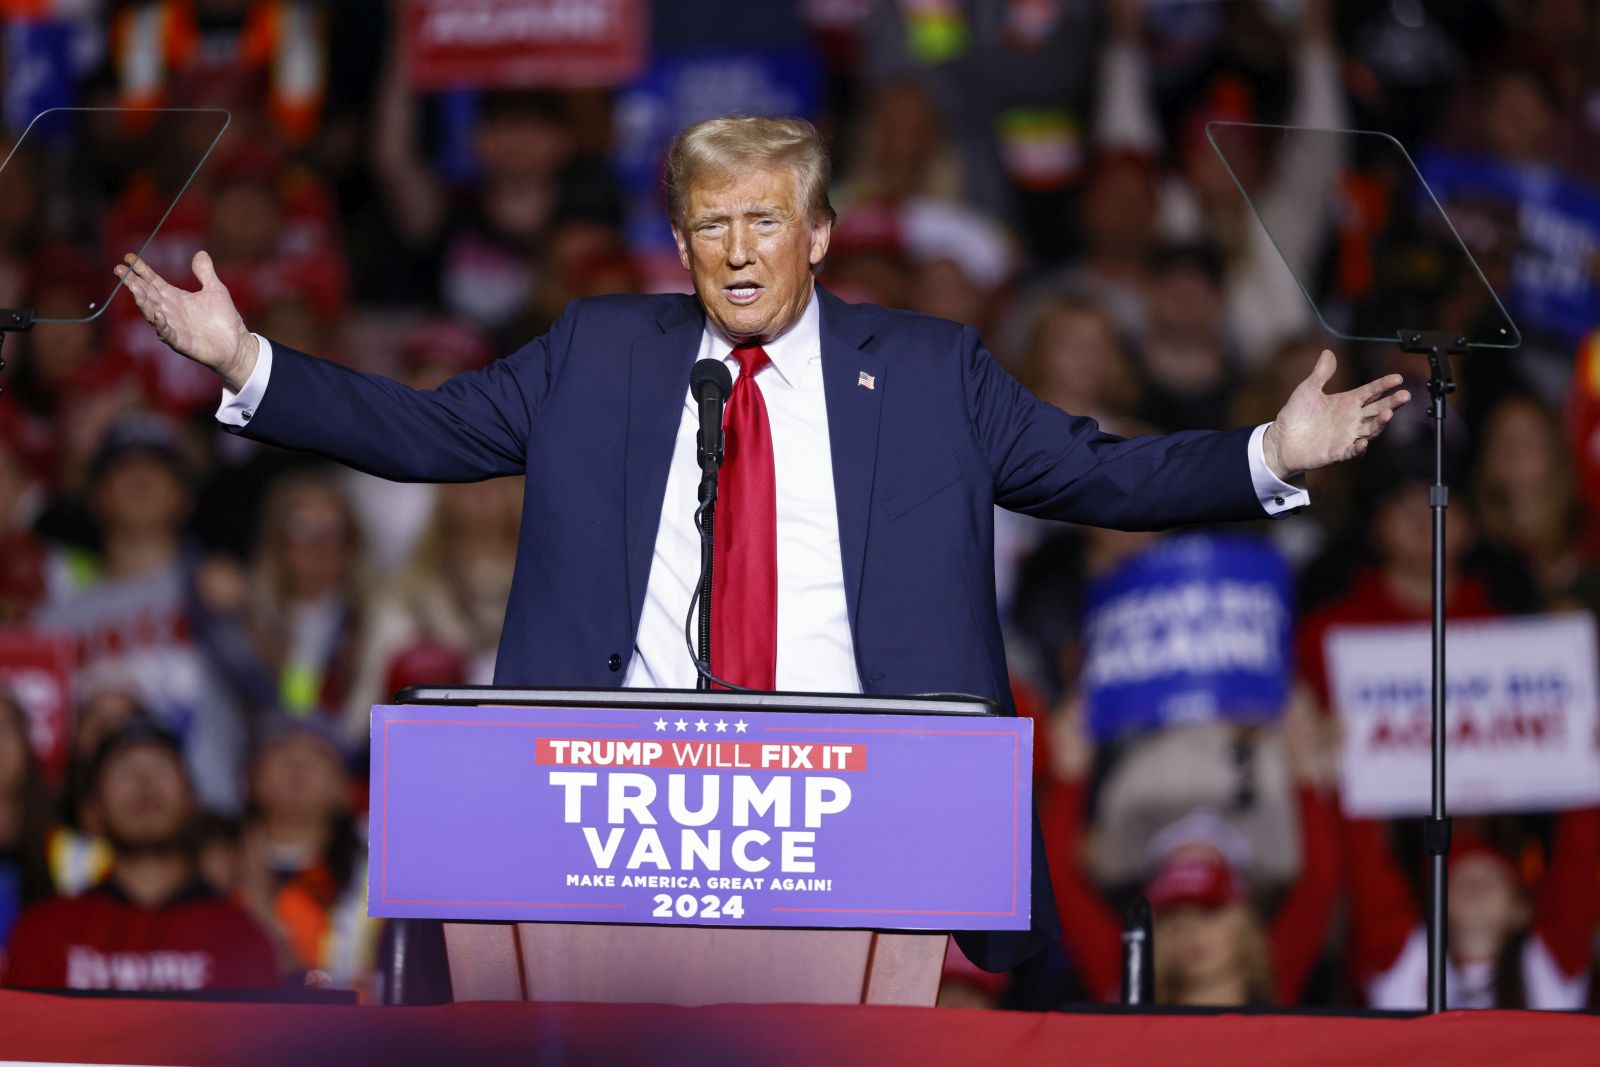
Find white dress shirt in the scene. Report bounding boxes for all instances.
[218,291,1307,692]
[621,292,862,691]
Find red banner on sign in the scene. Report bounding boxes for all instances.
[405,0,646,90]
[0,628,74,784]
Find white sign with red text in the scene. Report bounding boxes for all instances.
[1329,613,1600,816]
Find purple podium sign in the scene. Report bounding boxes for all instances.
[369,703,1032,931]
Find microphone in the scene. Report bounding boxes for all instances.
[683,356,755,693]
[691,358,731,472]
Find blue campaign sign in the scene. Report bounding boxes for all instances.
[1419,149,1600,346]
[612,47,821,254]
[1081,534,1292,741]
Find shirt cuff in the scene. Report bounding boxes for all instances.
[215,335,273,428]
[1249,422,1310,517]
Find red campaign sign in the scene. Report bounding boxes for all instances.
[405,0,646,90]
[0,628,74,784]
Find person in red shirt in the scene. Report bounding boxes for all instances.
[1041,698,1339,1006]
[1341,808,1600,1010]
[4,722,278,991]
[1297,462,1506,708]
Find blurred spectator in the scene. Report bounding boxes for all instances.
[204,145,347,329]
[1342,805,1600,1009]
[1420,47,1600,398]
[900,196,1017,335]
[238,720,378,992]
[373,48,590,339]
[243,470,369,721]
[34,414,251,814]
[343,478,521,743]
[0,426,53,622]
[103,140,348,421]
[48,674,150,898]
[820,201,912,307]
[1041,697,1338,1006]
[1294,450,1515,709]
[0,692,55,968]
[1006,521,1156,708]
[4,721,277,990]
[1016,296,1139,427]
[194,812,243,897]
[859,0,1098,228]
[1138,326,1234,432]
[0,246,125,489]
[835,80,969,208]
[108,0,332,146]
[0,134,42,307]
[1098,0,1346,364]
[996,303,1139,626]
[515,213,642,342]
[1472,394,1587,604]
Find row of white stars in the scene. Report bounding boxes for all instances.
[654,717,748,733]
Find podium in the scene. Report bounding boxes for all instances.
[376,688,1031,1007]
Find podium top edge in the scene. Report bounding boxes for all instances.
[391,686,1006,717]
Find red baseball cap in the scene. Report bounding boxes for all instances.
[1145,852,1246,914]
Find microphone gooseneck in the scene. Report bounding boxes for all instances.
[683,356,755,693]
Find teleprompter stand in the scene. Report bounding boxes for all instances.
[1207,121,1523,1013]
[1399,331,1469,1014]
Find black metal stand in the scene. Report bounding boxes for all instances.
[1400,330,1466,1014]
[1120,897,1154,1006]
[0,308,35,393]
[695,470,717,691]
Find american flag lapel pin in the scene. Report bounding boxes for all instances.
[857,370,876,390]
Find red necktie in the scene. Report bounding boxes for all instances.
[712,344,778,689]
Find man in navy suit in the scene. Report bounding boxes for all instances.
[117,116,1408,971]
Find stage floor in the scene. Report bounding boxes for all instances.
[0,990,1594,1066]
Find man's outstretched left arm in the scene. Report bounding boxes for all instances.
[964,330,1408,527]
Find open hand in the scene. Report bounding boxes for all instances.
[1263,349,1410,479]
[114,251,258,391]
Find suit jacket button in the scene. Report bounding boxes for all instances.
[608,653,623,672]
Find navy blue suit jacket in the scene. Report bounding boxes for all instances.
[238,286,1268,971]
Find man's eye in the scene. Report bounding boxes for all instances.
[698,224,725,237]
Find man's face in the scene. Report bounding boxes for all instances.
[94,453,191,537]
[252,733,347,825]
[94,744,193,853]
[672,164,831,344]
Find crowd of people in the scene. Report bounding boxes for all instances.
[0,0,1598,1012]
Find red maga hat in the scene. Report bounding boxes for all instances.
[1145,852,1247,914]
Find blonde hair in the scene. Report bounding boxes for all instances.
[665,115,835,227]
[1153,902,1274,1006]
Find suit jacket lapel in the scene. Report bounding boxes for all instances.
[625,298,702,635]
[816,287,882,637]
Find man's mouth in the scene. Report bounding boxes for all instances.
[722,283,765,305]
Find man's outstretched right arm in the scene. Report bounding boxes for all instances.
[117,251,554,482]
